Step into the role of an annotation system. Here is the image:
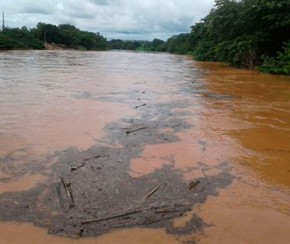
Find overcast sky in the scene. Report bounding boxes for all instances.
[0,0,215,40]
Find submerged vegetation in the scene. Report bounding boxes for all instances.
[0,0,289,75]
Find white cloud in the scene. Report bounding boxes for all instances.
[0,0,215,40]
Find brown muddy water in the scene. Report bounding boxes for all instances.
[0,50,290,243]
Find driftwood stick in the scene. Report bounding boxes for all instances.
[154,208,191,214]
[142,214,179,225]
[71,155,102,171]
[71,161,85,171]
[67,183,75,206]
[81,210,140,225]
[56,183,65,210]
[82,206,160,225]
[104,214,181,231]
[81,204,192,225]
[139,185,161,204]
[61,177,75,208]
[188,179,200,191]
[135,103,147,109]
[61,177,70,200]
[126,126,148,134]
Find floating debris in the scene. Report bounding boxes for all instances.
[135,103,147,109]
[139,185,161,204]
[188,180,200,191]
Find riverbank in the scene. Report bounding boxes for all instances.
[44,43,71,50]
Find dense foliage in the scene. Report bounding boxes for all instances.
[107,39,166,52]
[0,23,107,50]
[0,27,44,50]
[107,35,191,54]
[166,34,191,54]
[189,0,290,74]
[258,41,290,75]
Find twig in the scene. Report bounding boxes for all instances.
[61,177,75,208]
[139,185,161,204]
[126,126,147,134]
[71,161,85,171]
[188,180,200,191]
[105,214,180,230]
[71,156,102,171]
[56,183,65,210]
[81,210,140,225]
[66,182,75,206]
[154,208,191,214]
[81,204,191,225]
[135,103,147,109]
[83,155,102,161]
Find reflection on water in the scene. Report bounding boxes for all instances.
[0,51,290,243]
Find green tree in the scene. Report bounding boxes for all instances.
[1,27,44,49]
[259,41,290,75]
[151,39,166,51]
[0,33,13,50]
[167,33,191,54]
[189,0,290,73]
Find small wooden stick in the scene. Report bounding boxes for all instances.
[61,177,75,208]
[56,182,65,210]
[126,126,148,134]
[139,185,161,204]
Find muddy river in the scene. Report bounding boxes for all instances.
[0,50,290,243]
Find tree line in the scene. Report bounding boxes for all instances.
[108,0,290,75]
[0,22,107,51]
[188,0,290,75]
[0,22,189,53]
[107,34,191,55]
[107,35,191,54]
[0,0,289,75]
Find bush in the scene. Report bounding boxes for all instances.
[0,33,14,50]
[259,41,290,75]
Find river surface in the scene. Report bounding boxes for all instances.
[0,50,290,243]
